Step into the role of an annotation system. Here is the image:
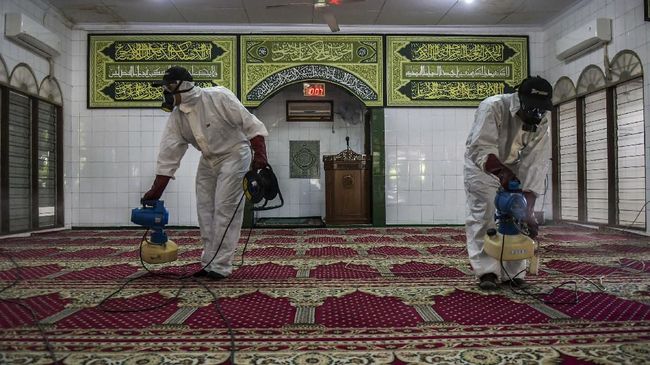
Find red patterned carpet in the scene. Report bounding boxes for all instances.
[0,225,649,364]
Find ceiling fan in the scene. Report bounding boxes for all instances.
[266,0,365,32]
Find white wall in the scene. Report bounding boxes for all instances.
[66,28,194,227]
[542,0,650,233]
[384,108,472,224]
[0,0,74,227]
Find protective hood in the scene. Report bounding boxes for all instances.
[176,82,202,113]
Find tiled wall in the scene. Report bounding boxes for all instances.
[65,26,200,226]
[542,0,650,233]
[384,108,474,225]
[72,107,202,226]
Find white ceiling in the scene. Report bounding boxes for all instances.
[45,0,582,29]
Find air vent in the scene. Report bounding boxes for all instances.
[286,100,333,121]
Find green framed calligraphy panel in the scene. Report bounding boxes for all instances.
[88,34,236,108]
[387,35,528,107]
[240,35,383,107]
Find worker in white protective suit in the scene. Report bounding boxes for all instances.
[142,66,269,280]
[464,76,552,290]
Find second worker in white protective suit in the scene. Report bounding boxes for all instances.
[142,66,269,280]
[464,76,552,290]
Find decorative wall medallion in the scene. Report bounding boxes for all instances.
[290,141,320,179]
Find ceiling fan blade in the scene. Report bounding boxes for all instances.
[321,10,339,32]
[328,0,364,5]
[265,2,313,9]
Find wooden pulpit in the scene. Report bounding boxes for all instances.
[323,147,371,225]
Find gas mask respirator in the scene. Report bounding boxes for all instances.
[161,81,194,112]
[519,101,547,132]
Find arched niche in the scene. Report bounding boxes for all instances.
[9,63,38,96]
[0,54,8,84]
[251,81,368,220]
[576,65,606,96]
[246,65,376,107]
[608,50,643,84]
[39,76,64,106]
[552,76,576,105]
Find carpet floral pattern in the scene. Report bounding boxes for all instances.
[0,225,649,364]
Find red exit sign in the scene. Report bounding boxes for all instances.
[303,82,325,97]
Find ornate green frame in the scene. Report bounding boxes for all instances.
[240,35,383,107]
[387,35,529,107]
[88,34,236,108]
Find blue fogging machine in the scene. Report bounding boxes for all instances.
[494,180,529,235]
[131,200,178,264]
[483,180,540,274]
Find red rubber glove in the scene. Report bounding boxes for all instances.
[485,154,518,190]
[141,175,171,203]
[249,135,268,170]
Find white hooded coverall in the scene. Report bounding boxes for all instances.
[464,92,550,281]
[156,84,268,276]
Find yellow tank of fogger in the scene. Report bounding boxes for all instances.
[141,239,178,264]
[484,231,539,275]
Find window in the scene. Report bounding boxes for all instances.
[553,51,646,230]
[1,88,63,235]
[583,90,608,224]
[7,91,32,232]
[615,78,646,228]
[37,102,58,228]
[558,101,578,221]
